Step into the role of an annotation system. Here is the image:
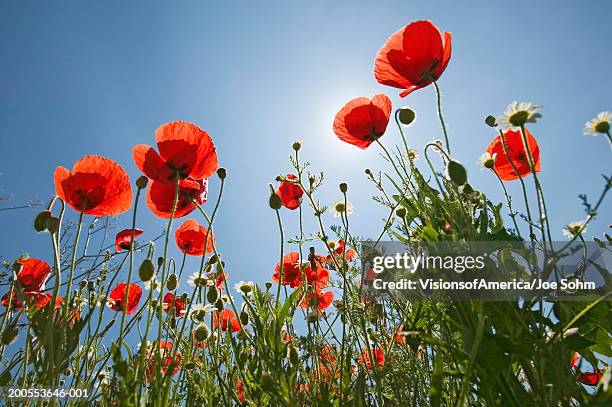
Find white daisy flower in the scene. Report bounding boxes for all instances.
[234,281,255,295]
[583,111,612,136]
[187,271,208,288]
[184,303,217,322]
[478,152,497,169]
[405,149,420,162]
[143,276,161,292]
[562,221,587,238]
[496,101,542,130]
[330,200,353,218]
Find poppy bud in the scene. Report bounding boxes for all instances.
[47,217,61,234]
[157,257,164,268]
[215,299,224,311]
[184,361,196,370]
[217,168,227,180]
[1,323,18,345]
[292,141,302,151]
[398,107,416,125]
[136,176,149,189]
[446,160,468,186]
[265,282,272,290]
[288,346,299,366]
[364,168,371,175]
[396,207,407,218]
[260,373,275,391]
[308,175,315,185]
[80,279,88,289]
[139,259,155,282]
[207,287,219,304]
[240,310,249,325]
[339,183,348,193]
[208,254,219,265]
[167,273,178,291]
[34,210,52,232]
[269,193,282,210]
[0,370,11,386]
[485,115,497,127]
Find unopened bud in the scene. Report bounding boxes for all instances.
[485,115,497,127]
[265,282,272,290]
[240,310,249,325]
[207,287,219,304]
[292,141,302,151]
[396,207,407,218]
[1,324,18,345]
[34,210,52,232]
[136,176,149,189]
[167,273,178,291]
[269,193,282,210]
[157,257,164,268]
[217,168,227,180]
[446,160,468,186]
[139,259,155,282]
[339,183,347,193]
[398,107,416,125]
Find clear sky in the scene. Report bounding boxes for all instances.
[1,0,610,288]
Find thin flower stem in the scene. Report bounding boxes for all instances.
[433,81,451,155]
[64,211,84,319]
[493,170,521,237]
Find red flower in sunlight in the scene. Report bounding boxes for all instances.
[333,94,392,149]
[304,262,330,292]
[486,128,541,181]
[163,293,185,317]
[115,228,144,252]
[15,258,51,292]
[146,178,207,219]
[213,309,241,333]
[374,20,452,97]
[54,155,133,216]
[147,341,182,379]
[235,379,246,404]
[300,290,334,311]
[108,283,142,315]
[570,352,603,386]
[358,348,385,370]
[133,121,218,183]
[327,240,357,264]
[276,174,303,210]
[272,252,302,288]
[1,291,62,310]
[174,219,214,256]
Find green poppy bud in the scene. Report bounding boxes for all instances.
[207,287,219,304]
[292,141,302,151]
[136,176,149,189]
[446,160,468,186]
[167,273,178,291]
[485,115,497,127]
[34,210,52,232]
[269,193,282,210]
[217,168,227,180]
[240,310,249,325]
[396,207,407,218]
[1,323,18,345]
[339,182,348,193]
[139,259,155,282]
[398,107,416,125]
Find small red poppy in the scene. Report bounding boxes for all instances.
[146,178,207,219]
[163,292,186,317]
[272,252,302,288]
[300,290,334,311]
[174,219,214,256]
[327,240,357,263]
[304,263,330,292]
[213,309,241,333]
[577,370,603,386]
[108,283,142,315]
[333,94,392,149]
[276,174,303,210]
[133,121,218,183]
[146,341,182,379]
[1,291,62,310]
[358,348,385,370]
[54,155,133,216]
[15,258,51,292]
[235,379,246,404]
[486,128,541,181]
[115,228,144,252]
[374,20,452,97]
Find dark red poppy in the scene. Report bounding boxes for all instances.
[486,128,541,181]
[300,290,333,311]
[358,348,385,370]
[272,252,302,288]
[163,292,186,317]
[213,309,241,333]
[276,174,303,210]
[108,283,142,315]
[326,240,357,264]
[235,379,246,404]
[174,219,214,256]
[333,94,392,149]
[577,370,603,386]
[133,121,218,183]
[146,178,207,219]
[374,20,452,97]
[115,228,144,252]
[54,155,133,216]
[15,258,51,292]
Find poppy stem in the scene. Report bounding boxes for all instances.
[433,81,451,155]
[493,170,522,238]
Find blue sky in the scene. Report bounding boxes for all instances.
[1,0,610,291]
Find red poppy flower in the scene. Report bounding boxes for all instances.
[395,325,406,345]
[272,252,302,288]
[300,290,334,311]
[133,121,218,183]
[235,379,246,404]
[15,258,51,292]
[486,128,541,181]
[577,370,603,386]
[276,174,303,210]
[146,178,207,219]
[374,20,452,97]
[327,240,357,264]
[213,309,241,333]
[358,348,385,370]
[54,155,133,216]
[174,219,214,256]
[163,292,185,317]
[146,341,182,379]
[108,283,142,315]
[115,228,144,252]
[1,291,61,310]
[304,263,330,292]
[333,94,392,149]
